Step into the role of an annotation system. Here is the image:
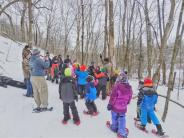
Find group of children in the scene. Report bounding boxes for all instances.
[58,61,164,138]
[22,46,164,138]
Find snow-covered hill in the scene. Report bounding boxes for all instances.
[0,36,184,138]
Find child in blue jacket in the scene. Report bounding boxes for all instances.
[84,75,98,115]
[75,65,88,99]
[139,78,164,136]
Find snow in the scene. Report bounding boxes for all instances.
[0,36,184,138]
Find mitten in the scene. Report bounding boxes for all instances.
[107,104,112,111]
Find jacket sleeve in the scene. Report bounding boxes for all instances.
[38,58,50,69]
[72,80,78,97]
[59,81,62,98]
[108,85,118,105]
[137,89,144,105]
[94,73,105,78]
[75,70,80,76]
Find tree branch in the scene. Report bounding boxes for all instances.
[0,0,21,16]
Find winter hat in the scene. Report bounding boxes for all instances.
[100,68,106,73]
[114,69,120,75]
[86,75,94,82]
[80,65,87,71]
[144,78,153,87]
[116,70,128,83]
[32,49,40,55]
[64,68,72,77]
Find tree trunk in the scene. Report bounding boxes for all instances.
[138,6,143,81]
[152,0,175,84]
[162,60,166,85]
[21,1,27,42]
[162,0,184,122]
[121,0,127,68]
[108,0,115,68]
[81,0,84,64]
[144,0,152,78]
[104,0,108,58]
[28,0,33,48]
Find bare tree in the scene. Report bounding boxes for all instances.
[152,0,176,84]
[162,0,184,122]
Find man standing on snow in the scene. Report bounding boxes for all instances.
[29,49,50,112]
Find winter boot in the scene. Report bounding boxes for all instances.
[139,124,146,130]
[117,133,127,138]
[156,124,164,136]
[56,79,59,84]
[73,117,80,126]
[62,115,71,124]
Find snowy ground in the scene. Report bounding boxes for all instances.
[0,36,184,138]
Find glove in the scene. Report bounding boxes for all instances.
[74,95,78,102]
[107,104,112,111]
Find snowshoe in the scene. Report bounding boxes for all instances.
[151,129,169,138]
[83,110,99,116]
[117,133,128,138]
[134,121,148,133]
[106,121,129,135]
[41,107,53,112]
[134,117,140,122]
[32,107,41,113]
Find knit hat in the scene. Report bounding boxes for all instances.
[144,78,153,87]
[80,65,87,71]
[64,68,72,77]
[100,68,106,73]
[32,49,40,55]
[116,70,128,83]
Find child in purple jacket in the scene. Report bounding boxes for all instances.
[107,71,132,138]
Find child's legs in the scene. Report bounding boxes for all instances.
[110,111,118,132]
[118,113,127,137]
[136,105,141,118]
[69,101,79,120]
[91,101,97,112]
[85,101,93,113]
[96,85,101,97]
[78,85,85,97]
[101,85,107,99]
[140,109,148,125]
[148,110,160,125]
[26,78,33,96]
[63,102,70,118]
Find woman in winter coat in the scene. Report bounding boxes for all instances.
[107,71,132,138]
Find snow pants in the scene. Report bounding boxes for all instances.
[31,76,48,108]
[96,85,106,99]
[111,111,128,137]
[140,109,160,125]
[78,85,86,98]
[63,101,79,120]
[85,100,97,113]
